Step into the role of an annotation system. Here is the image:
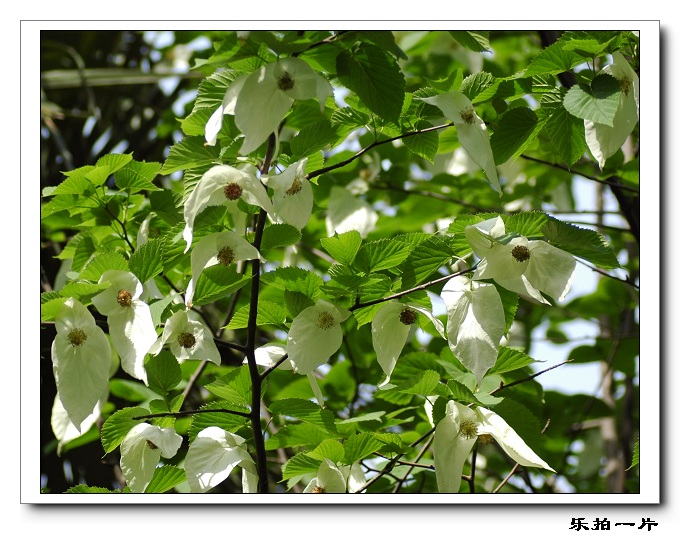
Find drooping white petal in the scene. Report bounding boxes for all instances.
[286,300,351,375]
[303,459,348,493]
[585,51,639,169]
[371,302,414,385]
[185,426,257,493]
[152,310,221,365]
[325,186,378,238]
[263,158,313,230]
[119,423,183,493]
[342,461,368,493]
[51,298,111,431]
[421,91,501,195]
[205,74,249,146]
[107,300,157,385]
[51,392,106,455]
[242,343,294,371]
[441,277,505,385]
[433,400,477,493]
[464,216,506,258]
[523,240,576,302]
[185,231,263,307]
[476,406,554,471]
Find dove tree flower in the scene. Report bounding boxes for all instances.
[440,276,505,385]
[51,297,111,431]
[150,310,220,364]
[184,230,264,307]
[420,90,501,195]
[585,51,640,169]
[182,164,273,252]
[119,423,183,493]
[303,458,367,493]
[184,426,259,493]
[371,301,445,387]
[465,216,576,304]
[242,342,294,371]
[91,270,158,384]
[433,400,554,493]
[51,393,107,455]
[205,57,333,155]
[262,157,313,230]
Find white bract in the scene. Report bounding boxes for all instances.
[92,270,158,384]
[241,342,294,371]
[206,57,333,155]
[585,51,640,169]
[286,299,351,375]
[51,297,111,431]
[465,216,576,304]
[440,276,505,385]
[119,423,183,493]
[371,301,445,387]
[325,185,378,238]
[184,231,263,307]
[303,458,367,493]
[420,91,501,195]
[262,158,313,230]
[150,310,220,364]
[184,426,259,493]
[433,400,554,493]
[182,164,273,252]
[51,393,106,455]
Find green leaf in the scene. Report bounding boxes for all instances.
[71,232,97,271]
[284,290,315,317]
[204,365,252,406]
[403,121,439,162]
[260,223,302,256]
[398,235,453,289]
[505,211,550,237]
[41,296,68,321]
[354,239,412,273]
[160,136,221,175]
[58,281,108,301]
[545,103,587,167]
[336,44,405,122]
[226,300,288,329]
[146,351,182,394]
[192,264,250,306]
[129,238,164,284]
[449,31,491,52]
[542,218,621,269]
[460,71,495,101]
[290,119,338,157]
[64,485,125,493]
[562,74,621,126]
[490,107,549,165]
[101,407,150,454]
[96,153,134,174]
[282,452,322,481]
[79,252,129,282]
[265,422,331,450]
[308,439,345,464]
[320,230,363,266]
[269,398,339,435]
[627,438,639,470]
[187,400,249,441]
[149,189,183,226]
[114,161,162,193]
[489,346,537,375]
[260,267,323,299]
[343,432,383,465]
[523,41,587,77]
[109,379,162,403]
[144,465,186,494]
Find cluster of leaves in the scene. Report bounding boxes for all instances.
[40,29,639,495]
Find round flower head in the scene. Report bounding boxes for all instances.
[232,57,333,154]
[182,164,273,252]
[262,158,313,230]
[184,426,259,493]
[51,298,111,431]
[150,310,221,364]
[286,299,351,375]
[420,91,501,195]
[91,270,158,384]
[371,301,445,387]
[433,400,554,493]
[119,423,183,493]
[184,230,264,307]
